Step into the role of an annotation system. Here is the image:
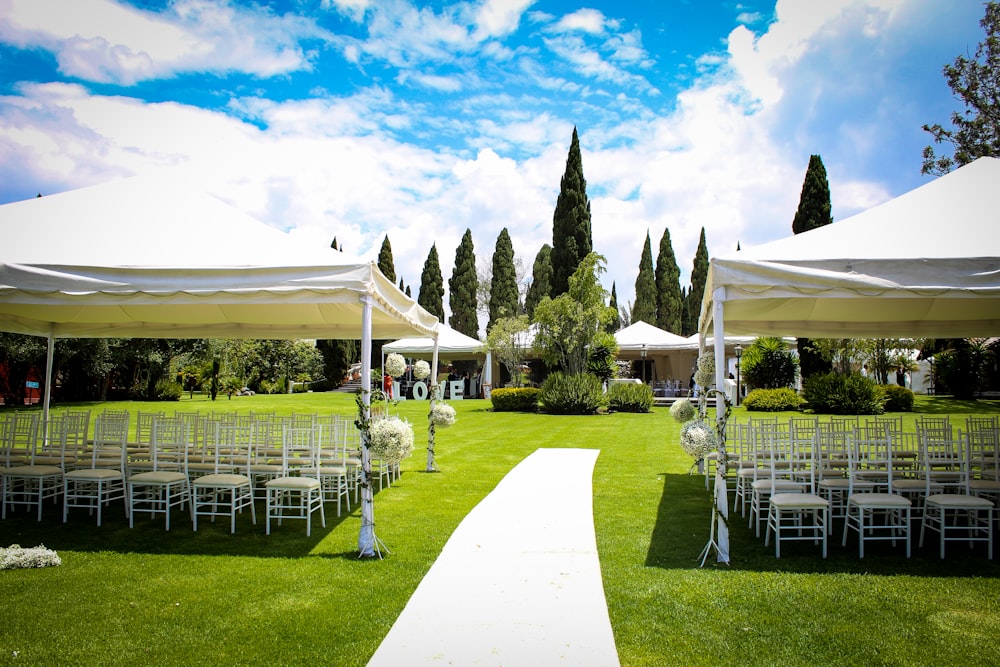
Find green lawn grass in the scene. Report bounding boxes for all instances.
[2,393,1000,666]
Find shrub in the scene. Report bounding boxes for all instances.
[880,384,914,412]
[539,372,605,415]
[607,382,654,413]
[742,388,805,412]
[490,387,541,412]
[154,380,182,401]
[741,337,799,390]
[802,372,886,415]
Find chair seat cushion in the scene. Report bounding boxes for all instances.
[3,465,63,477]
[849,493,911,508]
[265,476,321,491]
[752,479,801,491]
[771,493,828,509]
[194,473,251,488]
[64,468,123,481]
[925,494,994,509]
[890,479,928,490]
[127,471,186,484]
[970,479,1000,491]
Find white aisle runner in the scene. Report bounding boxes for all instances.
[367,448,620,666]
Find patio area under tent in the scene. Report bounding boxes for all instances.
[699,156,1000,564]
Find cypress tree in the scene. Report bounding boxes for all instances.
[792,155,833,234]
[524,244,553,319]
[417,244,445,322]
[792,155,834,377]
[488,228,519,333]
[550,127,592,297]
[606,281,621,332]
[632,232,657,326]
[684,227,709,336]
[654,228,683,333]
[448,229,479,337]
[377,235,395,283]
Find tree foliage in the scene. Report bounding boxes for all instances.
[792,154,832,234]
[448,229,479,337]
[485,315,531,388]
[488,228,519,333]
[607,282,621,333]
[550,127,592,297]
[923,1,1000,175]
[377,234,395,283]
[741,337,799,390]
[417,243,445,322]
[631,232,657,326]
[654,227,683,333]
[524,243,553,319]
[533,253,616,376]
[684,227,709,336]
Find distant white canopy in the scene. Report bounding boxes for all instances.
[384,324,486,359]
[614,321,691,351]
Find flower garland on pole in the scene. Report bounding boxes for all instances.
[670,350,731,566]
[412,360,439,471]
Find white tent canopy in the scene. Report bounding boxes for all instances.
[0,177,438,341]
[614,321,691,351]
[383,324,486,358]
[701,157,1000,340]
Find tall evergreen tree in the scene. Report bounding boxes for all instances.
[792,156,834,377]
[632,232,657,325]
[448,229,479,337]
[550,127,592,297]
[792,155,833,234]
[488,228,519,333]
[606,281,621,333]
[524,244,553,319]
[684,227,710,336]
[654,228,683,333]
[377,235,396,283]
[417,244,445,322]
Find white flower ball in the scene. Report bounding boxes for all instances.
[413,360,431,380]
[384,353,407,378]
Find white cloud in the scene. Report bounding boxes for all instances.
[0,0,326,84]
[551,8,607,35]
[473,0,535,40]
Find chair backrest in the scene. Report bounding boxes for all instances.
[91,411,130,469]
[281,425,318,476]
[849,424,894,493]
[6,412,41,466]
[150,416,189,472]
[764,421,814,492]
[208,420,253,474]
[136,411,165,446]
[918,425,968,494]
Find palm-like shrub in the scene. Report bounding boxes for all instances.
[741,337,798,390]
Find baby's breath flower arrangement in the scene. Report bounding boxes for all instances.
[368,417,415,464]
[669,397,696,423]
[1,544,61,570]
[413,360,431,380]
[430,402,457,428]
[384,353,407,378]
[679,420,719,461]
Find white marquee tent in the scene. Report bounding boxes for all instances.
[0,176,439,555]
[383,324,490,397]
[698,156,1000,564]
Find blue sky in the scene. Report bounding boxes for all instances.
[0,0,989,325]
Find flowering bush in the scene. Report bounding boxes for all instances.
[669,398,696,423]
[679,419,718,461]
[413,360,431,380]
[1,544,61,570]
[384,353,407,378]
[367,417,414,464]
[430,402,457,427]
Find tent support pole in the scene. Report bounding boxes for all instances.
[42,333,54,430]
[700,288,730,565]
[358,295,386,558]
[426,335,440,472]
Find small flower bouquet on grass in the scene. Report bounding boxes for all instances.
[1,544,61,570]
